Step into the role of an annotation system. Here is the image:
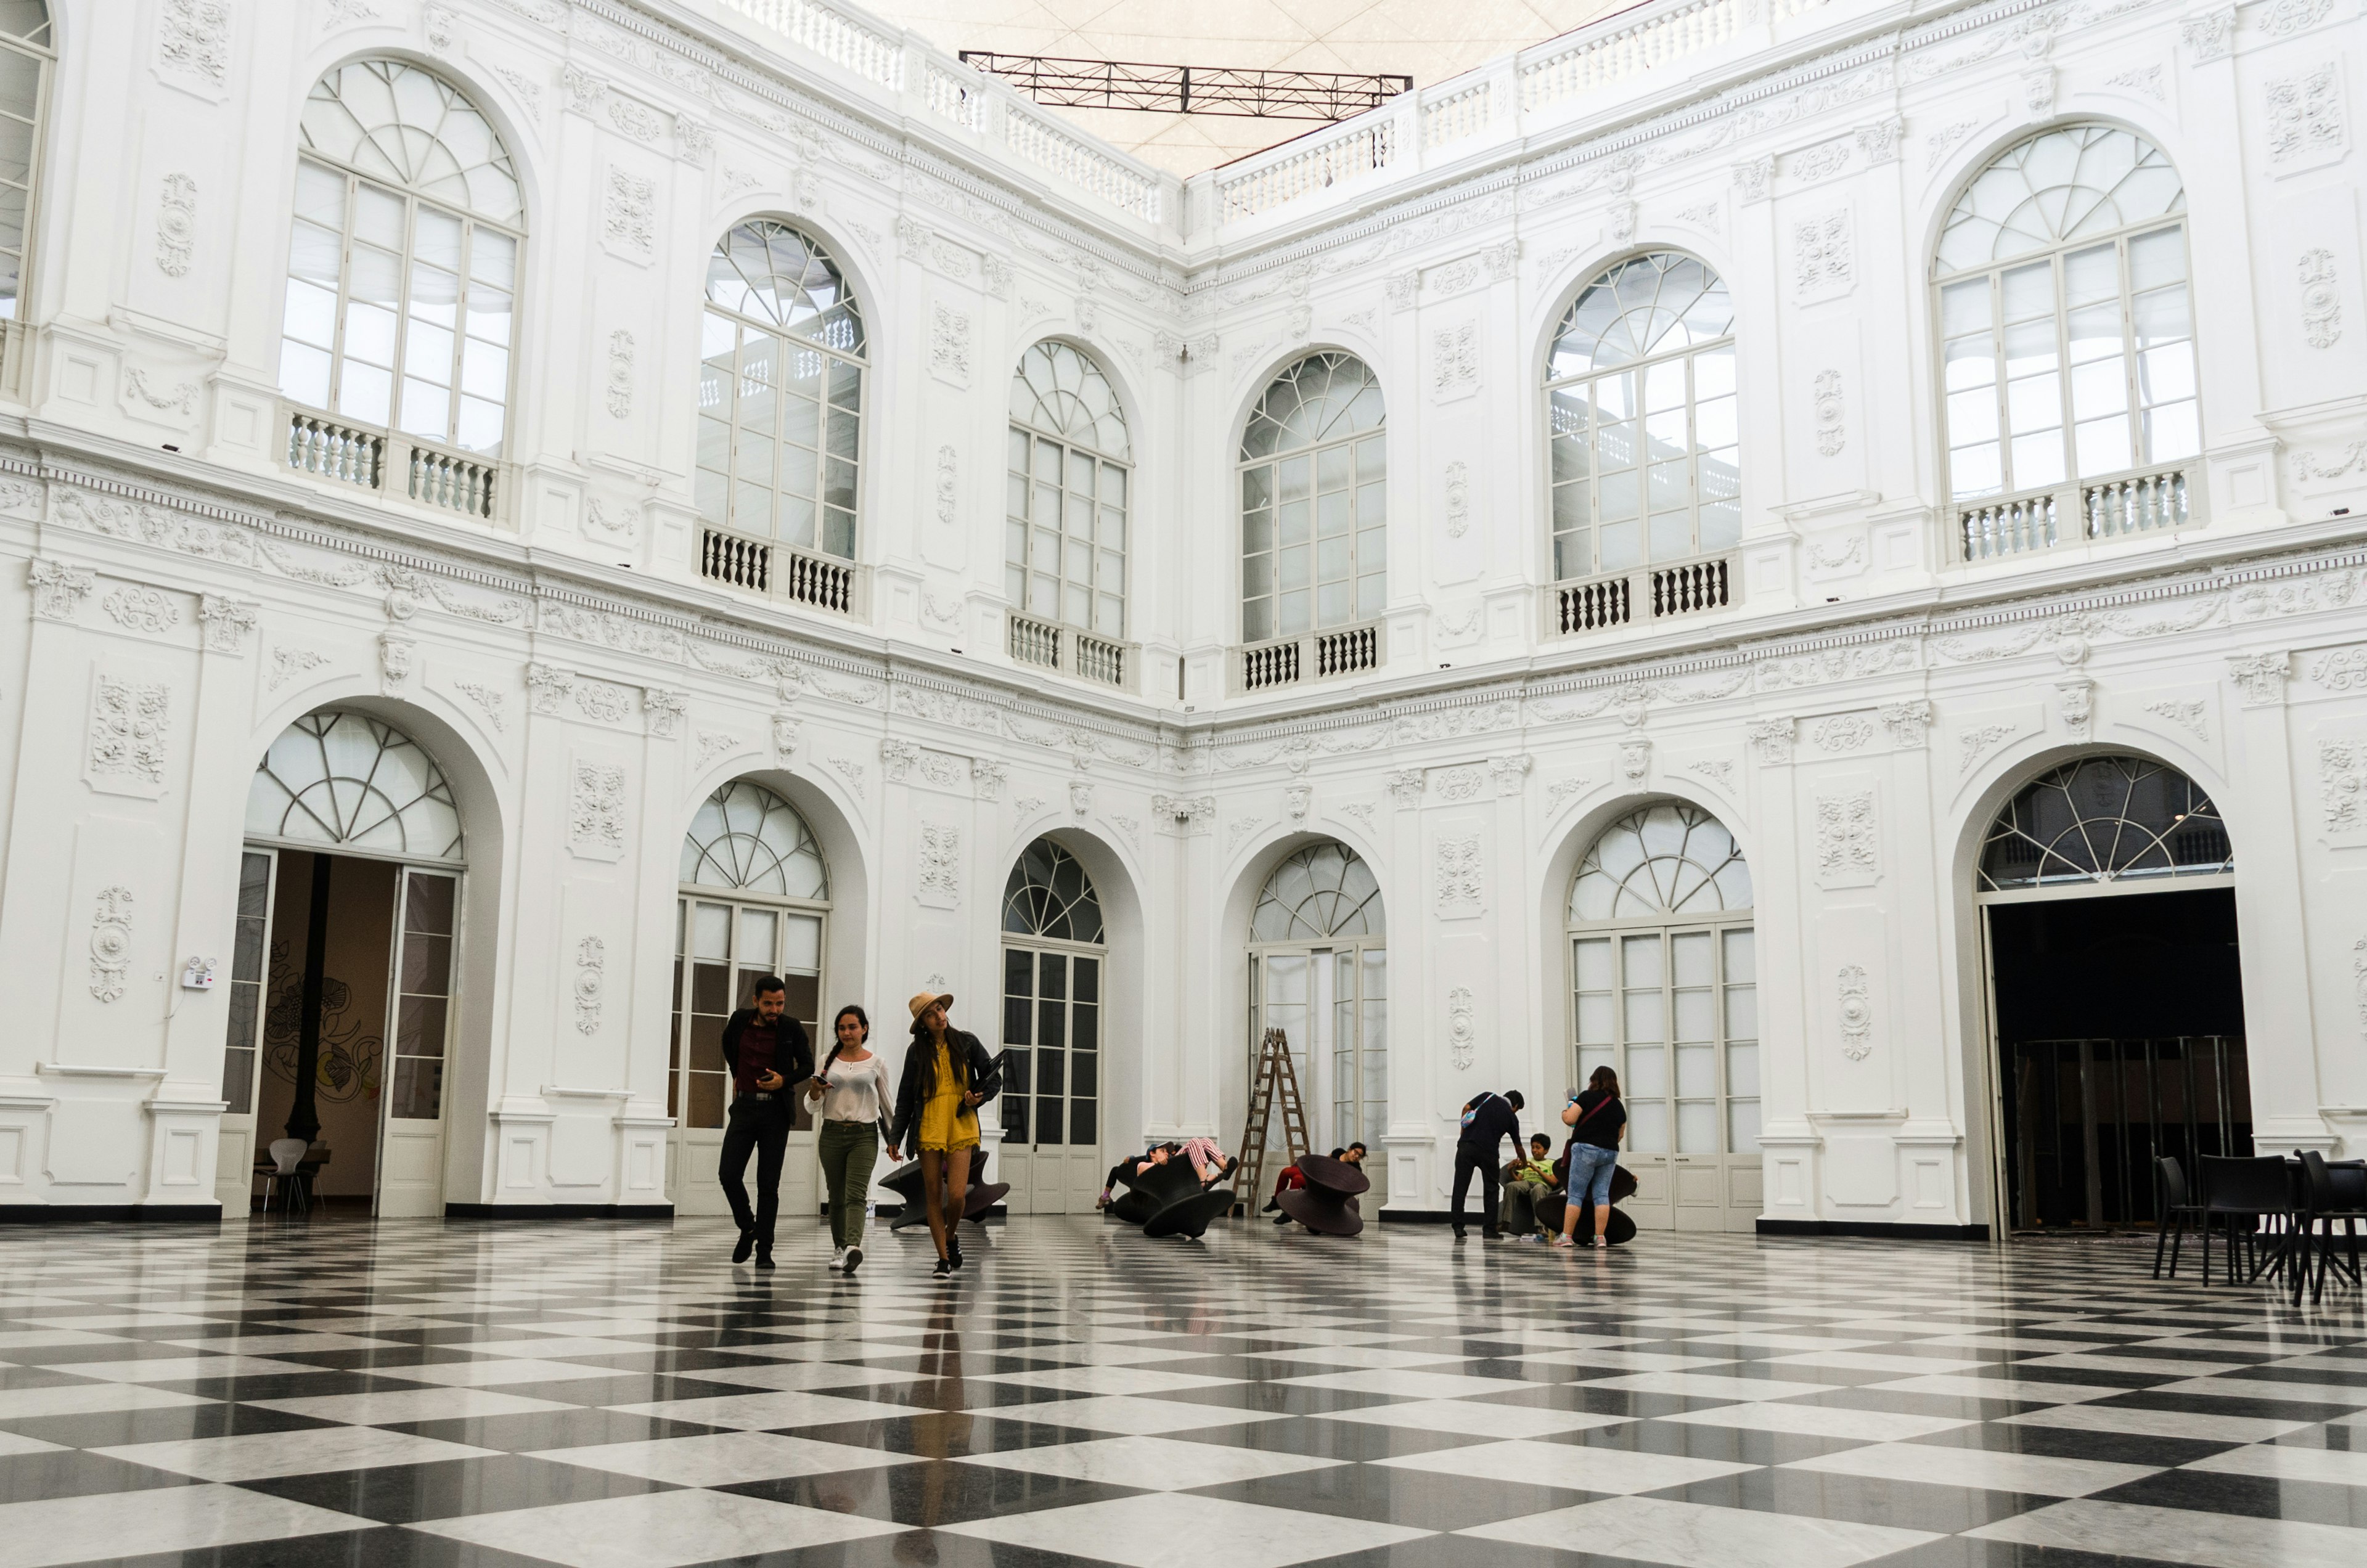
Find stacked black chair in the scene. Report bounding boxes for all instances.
[1534,1164,1640,1246]
[1110,1156,1234,1239]
[879,1149,1008,1232]
[2151,1155,2206,1279]
[2294,1151,2367,1305]
[2194,1154,2303,1288]
[1275,1153,1368,1236]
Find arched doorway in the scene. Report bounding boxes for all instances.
[1979,755,2244,1231]
[1566,802,1757,1233]
[671,780,831,1217]
[218,711,467,1217]
[1248,841,1387,1205]
[996,838,1105,1214]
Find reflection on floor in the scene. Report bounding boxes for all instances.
[0,1215,2362,1567]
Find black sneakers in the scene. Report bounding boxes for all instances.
[754,1243,775,1270]
[948,1238,965,1271]
[933,1256,954,1278]
[731,1230,755,1264]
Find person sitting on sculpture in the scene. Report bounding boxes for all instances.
[1176,1135,1240,1189]
[1098,1142,1182,1209]
[1502,1133,1563,1241]
[1264,1145,1365,1225]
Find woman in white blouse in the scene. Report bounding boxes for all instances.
[805,1004,897,1276]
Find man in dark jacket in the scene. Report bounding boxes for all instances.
[1450,1089,1524,1240]
[718,976,814,1268]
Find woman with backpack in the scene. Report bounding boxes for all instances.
[1556,1065,1625,1249]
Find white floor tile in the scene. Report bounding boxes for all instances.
[956,1432,1344,1488]
[604,1388,926,1429]
[1579,1371,1845,1402]
[0,1482,370,1568]
[528,1431,915,1485]
[1277,1367,1542,1399]
[0,1382,214,1419]
[989,1394,1288,1435]
[2152,1378,2367,1410]
[410,1486,902,1568]
[1375,1437,1757,1493]
[1662,1403,1976,1441]
[1967,1498,2367,1568]
[1864,1373,2128,1404]
[1782,1440,2160,1497]
[1317,1398,1632,1439]
[92,1426,501,1480]
[1999,1405,2314,1443]
[971,1363,1240,1396]
[939,1491,1429,1568]
[43,1354,325,1383]
[2185,1443,2367,1487]
[248,1387,579,1424]
[1462,1495,1941,1568]
[366,1357,631,1387]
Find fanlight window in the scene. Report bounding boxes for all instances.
[1547,253,1738,580]
[1007,342,1130,637]
[280,60,523,455]
[1002,839,1104,944]
[682,781,829,899]
[246,712,464,862]
[1979,756,2230,892]
[1936,125,2197,509]
[1569,804,1751,922]
[1252,842,1384,942]
[0,1,54,338]
[697,220,865,561]
[1240,353,1385,642]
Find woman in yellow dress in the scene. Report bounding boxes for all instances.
[888,990,1002,1277]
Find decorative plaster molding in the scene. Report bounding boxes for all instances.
[569,762,628,860]
[1814,791,1879,886]
[1447,986,1476,1071]
[155,173,197,276]
[916,823,961,908]
[573,936,605,1035]
[1434,834,1484,918]
[2227,651,2291,707]
[198,595,256,654]
[89,886,135,1004]
[1747,718,1796,765]
[89,677,170,790]
[1837,965,1873,1060]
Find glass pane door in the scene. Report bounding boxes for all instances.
[1000,945,1100,1153]
[219,850,274,1115]
[672,897,823,1133]
[388,870,456,1121]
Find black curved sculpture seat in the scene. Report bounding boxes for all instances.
[1275,1153,1368,1236]
[879,1149,1007,1231]
[1532,1164,1638,1245]
[1110,1158,1232,1238]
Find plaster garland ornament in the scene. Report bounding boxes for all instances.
[102,586,181,634]
[1447,986,1478,1071]
[1957,722,2021,775]
[1877,701,1933,748]
[89,887,136,1005]
[1815,792,1879,881]
[573,936,605,1036]
[89,678,171,788]
[1812,369,1846,456]
[123,368,199,414]
[268,647,332,691]
[1444,460,1470,538]
[198,595,256,654]
[1546,776,1592,814]
[605,330,634,417]
[1812,713,1874,753]
[155,173,197,276]
[1227,815,1265,851]
[526,663,574,715]
[915,823,962,908]
[378,632,415,693]
[644,688,686,738]
[568,762,628,859]
[2299,250,2342,349]
[1836,965,1873,1060]
[1746,718,1797,765]
[1434,835,1484,918]
[454,680,507,732]
[2227,651,2291,707]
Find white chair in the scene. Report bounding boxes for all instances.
[261,1138,312,1214]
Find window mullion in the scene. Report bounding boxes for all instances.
[2054,250,2077,494]
[447,215,473,448]
[330,170,359,413]
[1989,269,2010,496]
[390,194,417,430]
[2118,234,2141,470]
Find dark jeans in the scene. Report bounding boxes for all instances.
[720,1096,791,1244]
[1450,1147,1498,1233]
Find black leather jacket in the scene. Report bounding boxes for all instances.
[719,1008,814,1097]
[889,1026,1002,1149]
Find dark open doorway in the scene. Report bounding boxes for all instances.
[1989,886,2248,1231]
[252,849,394,1209]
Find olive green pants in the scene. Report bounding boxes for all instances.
[818,1119,880,1249]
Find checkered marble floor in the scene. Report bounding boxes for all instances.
[1,1216,2363,1568]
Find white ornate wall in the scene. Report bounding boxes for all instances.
[0,0,2362,1226]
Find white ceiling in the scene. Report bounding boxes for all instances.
[861,1,1640,176]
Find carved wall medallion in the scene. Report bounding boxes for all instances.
[930,301,971,385]
[574,936,605,1035]
[1444,460,1470,538]
[102,586,181,634]
[916,823,961,908]
[1431,319,1479,401]
[155,173,197,276]
[1447,986,1476,1071]
[1811,713,1874,753]
[1434,833,1484,918]
[605,330,634,417]
[89,886,136,1004]
[574,678,633,724]
[1793,209,1853,301]
[2299,250,2342,349]
[1837,965,1873,1060]
[1813,369,1846,456]
[569,762,628,860]
[89,677,171,790]
[1814,791,1879,886]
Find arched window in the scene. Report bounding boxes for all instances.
[1252,841,1385,941]
[279,60,523,456]
[1240,353,1384,643]
[681,780,829,899]
[245,711,464,862]
[697,220,865,562]
[1979,756,2230,892]
[0,3,53,380]
[1937,125,2197,545]
[1567,803,1756,1221]
[1546,253,1738,582]
[1002,838,1105,943]
[1007,342,1129,640]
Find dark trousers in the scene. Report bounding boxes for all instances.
[1450,1147,1498,1233]
[720,1096,791,1243]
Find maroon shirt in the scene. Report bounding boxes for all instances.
[732,1018,780,1096]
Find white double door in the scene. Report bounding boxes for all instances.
[213,847,459,1218]
[668,896,824,1219]
[1569,920,1759,1232]
[1249,944,1388,1207]
[997,940,1103,1214]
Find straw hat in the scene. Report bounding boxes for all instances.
[908,990,954,1020]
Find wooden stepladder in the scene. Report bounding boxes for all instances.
[1236,1027,1311,1214]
